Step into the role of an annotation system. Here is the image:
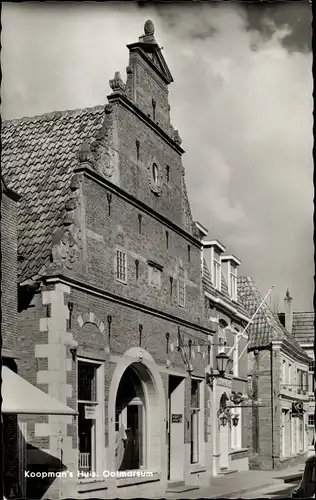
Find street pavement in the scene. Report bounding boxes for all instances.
[228,480,300,498]
[163,464,304,499]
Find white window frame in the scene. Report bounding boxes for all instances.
[232,331,240,378]
[288,363,292,389]
[218,324,227,354]
[229,266,238,302]
[148,264,161,290]
[282,359,286,386]
[178,277,186,308]
[190,378,205,466]
[308,362,315,393]
[231,407,242,450]
[77,358,104,478]
[307,414,315,449]
[115,248,127,283]
[213,258,221,291]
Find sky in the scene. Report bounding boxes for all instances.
[2,1,313,311]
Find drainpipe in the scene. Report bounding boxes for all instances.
[270,343,275,469]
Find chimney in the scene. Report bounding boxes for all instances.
[284,289,293,334]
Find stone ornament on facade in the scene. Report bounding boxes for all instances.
[109,71,126,95]
[148,157,162,196]
[51,174,82,272]
[78,104,116,179]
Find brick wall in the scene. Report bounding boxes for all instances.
[82,175,205,326]
[125,49,170,133]
[113,102,184,228]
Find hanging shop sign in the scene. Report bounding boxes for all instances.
[292,401,304,417]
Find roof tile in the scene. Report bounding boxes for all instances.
[2,105,105,283]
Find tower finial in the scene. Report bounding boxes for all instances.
[285,289,292,299]
[144,19,155,36]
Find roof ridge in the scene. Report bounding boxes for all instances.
[2,103,105,127]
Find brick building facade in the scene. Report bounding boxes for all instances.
[279,293,315,457]
[2,20,255,499]
[238,278,312,471]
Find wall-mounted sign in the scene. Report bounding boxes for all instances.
[85,405,96,419]
[292,401,304,417]
[171,414,183,423]
[217,378,232,389]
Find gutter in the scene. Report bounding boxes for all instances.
[204,290,251,323]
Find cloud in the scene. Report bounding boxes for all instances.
[1,2,312,309]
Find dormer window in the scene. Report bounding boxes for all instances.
[220,255,241,302]
[213,258,221,290]
[230,267,237,301]
[202,240,226,292]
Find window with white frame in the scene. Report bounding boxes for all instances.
[307,414,315,448]
[288,363,292,389]
[190,379,201,464]
[308,362,315,393]
[78,360,103,475]
[282,360,286,386]
[232,331,239,377]
[213,258,221,290]
[178,277,186,307]
[298,416,304,452]
[148,264,161,289]
[116,249,127,283]
[218,321,227,354]
[229,266,238,301]
[231,407,242,449]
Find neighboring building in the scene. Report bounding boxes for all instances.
[1,176,75,499]
[201,237,252,475]
[1,175,21,498]
[238,278,312,470]
[278,292,315,457]
[1,20,224,499]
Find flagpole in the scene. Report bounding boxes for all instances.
[228,285,275,363]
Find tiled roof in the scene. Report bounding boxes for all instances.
[1,106,105,283]
[203,260,250,321]
[238,277,310,359]
[292,312,315,345]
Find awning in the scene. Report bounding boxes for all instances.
[1,366,77,415]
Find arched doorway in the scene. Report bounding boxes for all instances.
[115,365,146,471]
[108,348,166,480]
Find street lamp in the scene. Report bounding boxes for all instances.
[206,352,231,389]
[231,414,239,427]
[216,352,230,375]
[219,412,228,427]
